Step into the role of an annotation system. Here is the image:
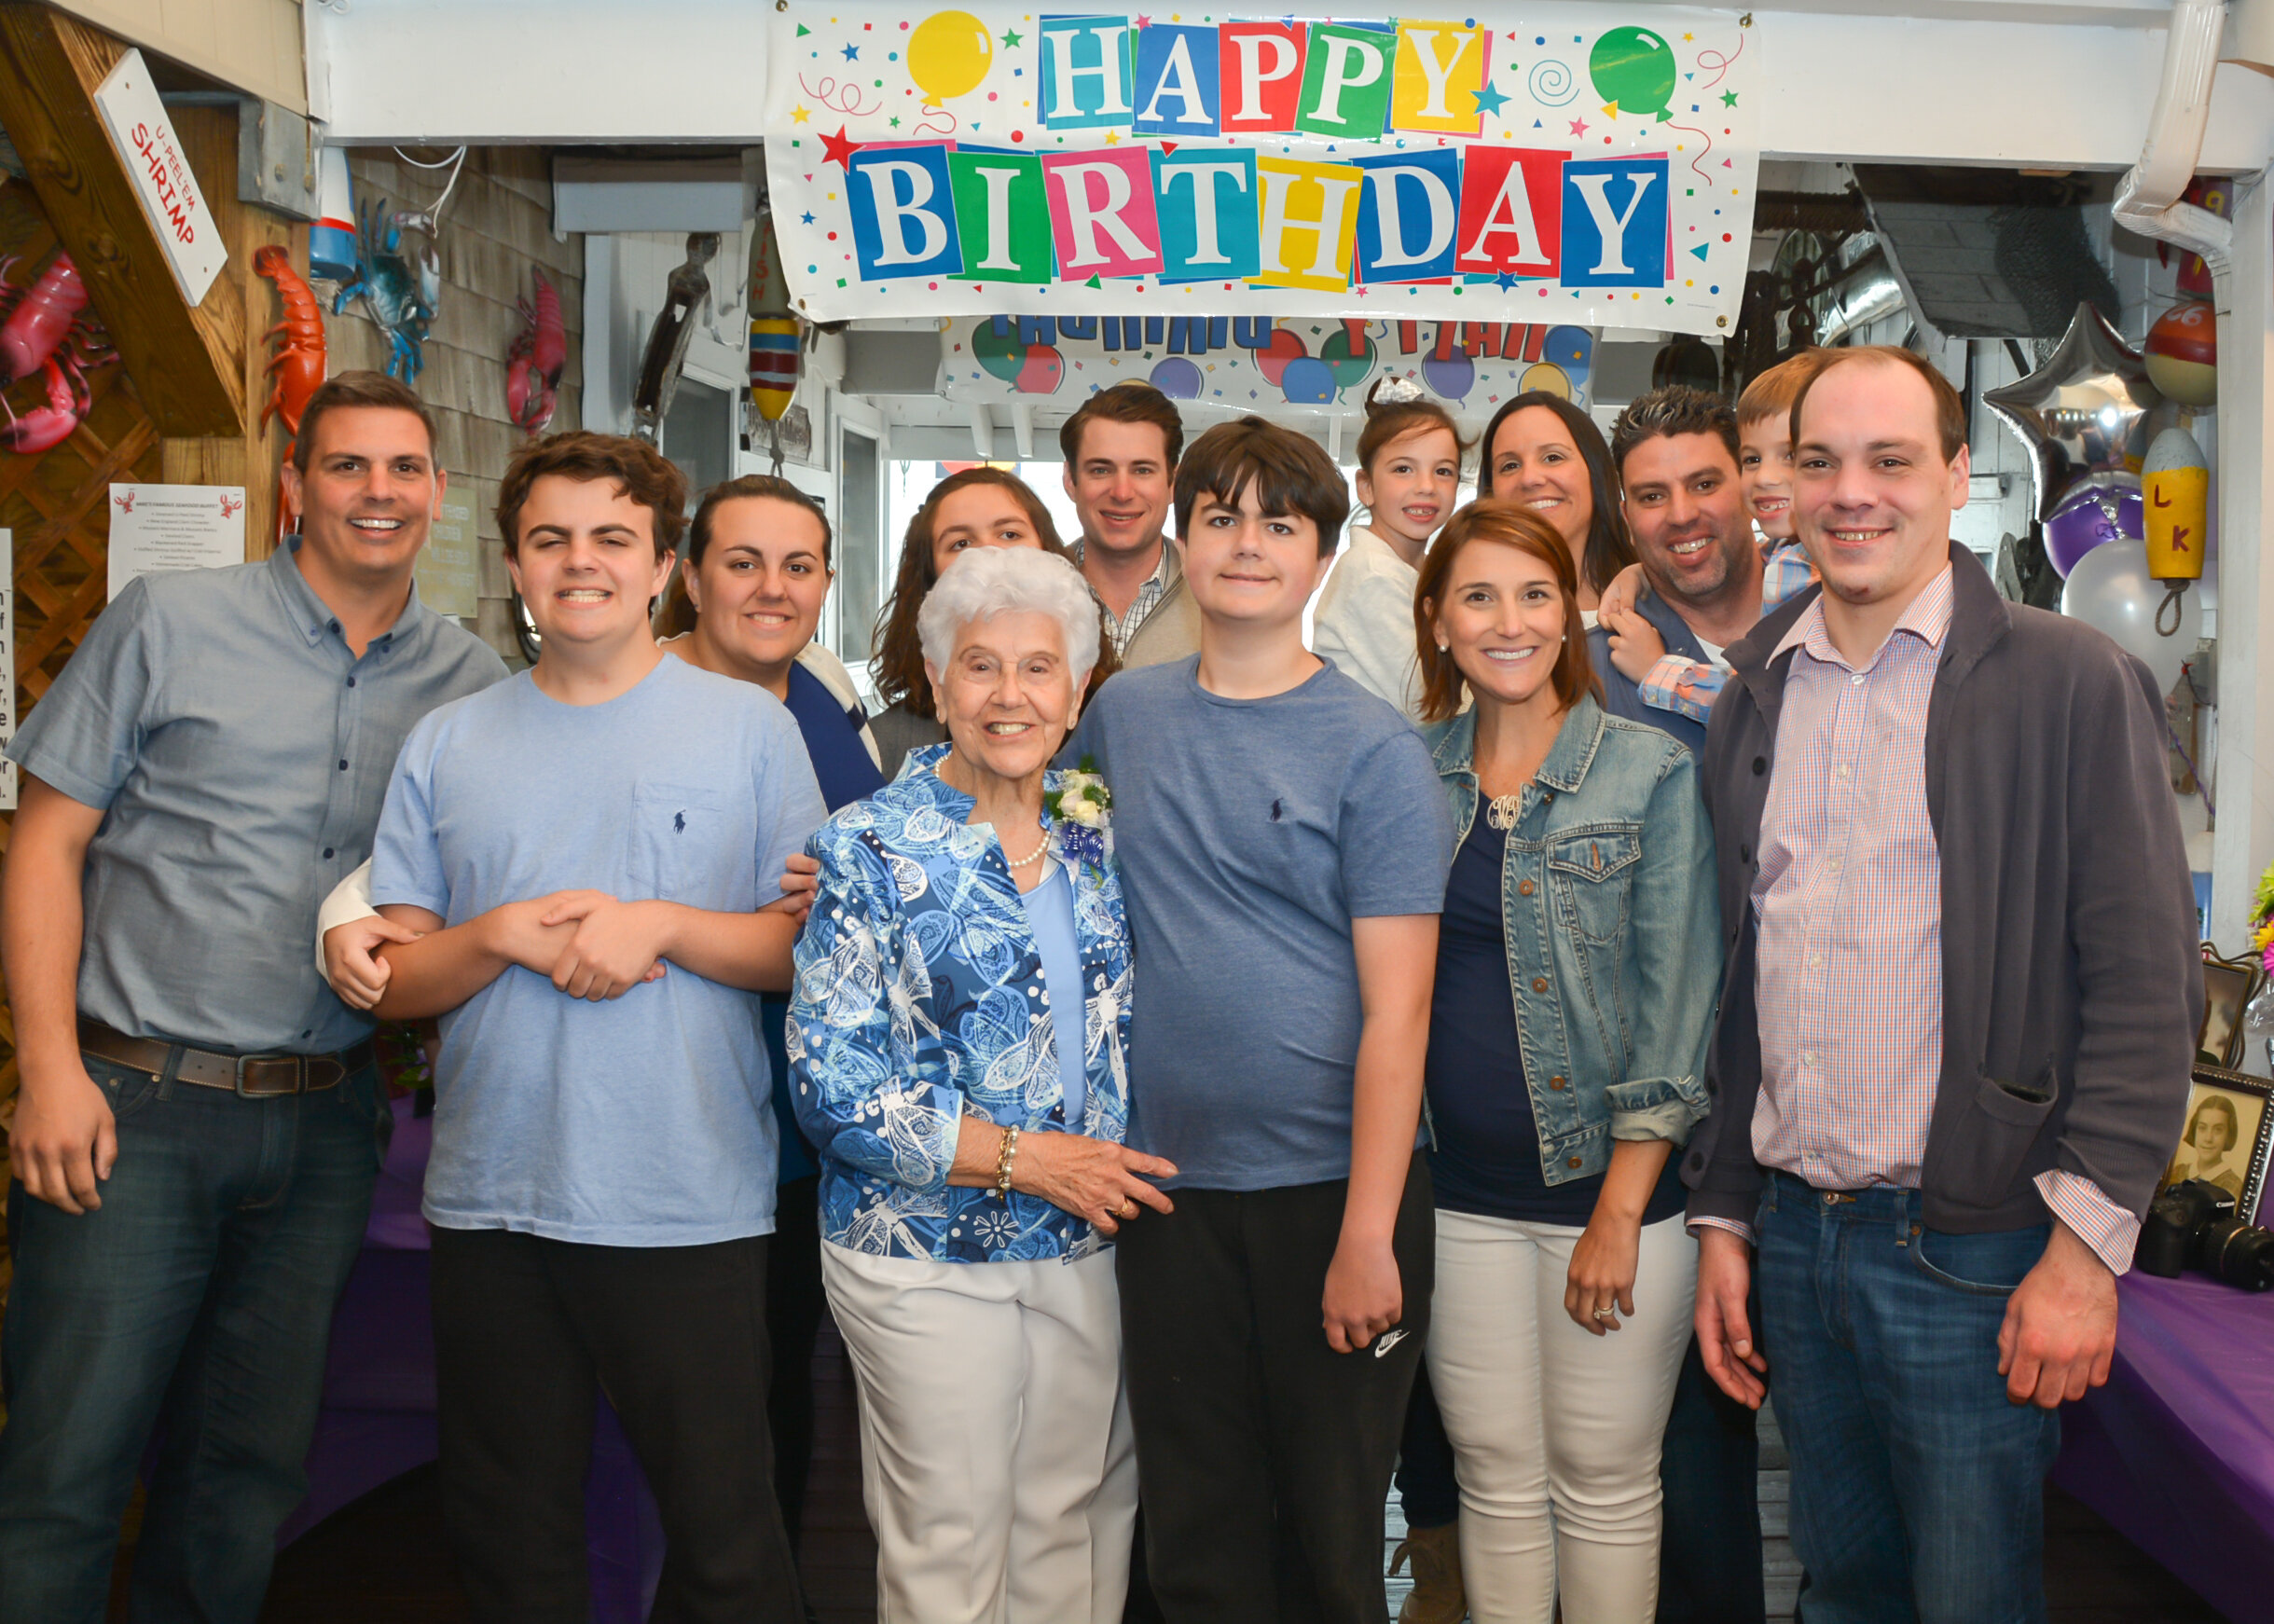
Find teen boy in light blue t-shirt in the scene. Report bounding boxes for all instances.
[366,432,824,1624]
[1072,417,1454,1622]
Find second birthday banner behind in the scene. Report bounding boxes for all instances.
[763,6,1760,335]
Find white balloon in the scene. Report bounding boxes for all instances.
[2060,539,2201,695]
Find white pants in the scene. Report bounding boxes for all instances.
[1426,1208,1698,1624]
[820,1241,1137,1624]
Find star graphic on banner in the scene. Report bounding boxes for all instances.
[1104,130,1122,144]
[820,125,862,167]
[843,43,860,60]
[1471,82,1510,116]
[1495,271,1518,290]
[1001,27,1024,46]
[1683,30,1695,39]
[889,115,902,127]
[1568,117,1590,136]
[791,104,812,124]
[1722,89,1740,106]
[1135,13,1152,26]
[800,212,815,225]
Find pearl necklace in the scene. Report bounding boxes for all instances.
[1000,825,1052,869]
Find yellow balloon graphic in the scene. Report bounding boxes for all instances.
[1520,363,1574,400]
[908,12,993,103]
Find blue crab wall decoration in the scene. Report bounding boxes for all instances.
[332,199,441,383]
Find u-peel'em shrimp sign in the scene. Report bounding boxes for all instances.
[763,4,1758,335]
[91,50,227,307]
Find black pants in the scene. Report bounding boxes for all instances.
[1117,1163,1434,1624]
[1657,1336,1767,1624]
[765,1176,826,1553]
[430,1227,805,1624]
[1394,1362,1461,1530]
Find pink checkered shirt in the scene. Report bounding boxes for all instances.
[1695,564,2139,1273]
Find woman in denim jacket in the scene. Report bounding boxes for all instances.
[1412,501,1722,1623]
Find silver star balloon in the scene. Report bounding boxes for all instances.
[1984,301,2159,520]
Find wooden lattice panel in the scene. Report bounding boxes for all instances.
[0,177,162,1120]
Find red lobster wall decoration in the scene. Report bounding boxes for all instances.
[506,268,565,434]
[0,252,116,454]
[255,244,327,539]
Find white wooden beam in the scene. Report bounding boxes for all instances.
[2209,168,2273,952]
[307,0,2274,176]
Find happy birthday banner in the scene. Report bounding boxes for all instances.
[762,6,1759,335]
[941,313,1594,413]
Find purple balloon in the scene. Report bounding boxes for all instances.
[2046,472,2144,578]
[1149,357,1203,399]
[1422,352,1475,401]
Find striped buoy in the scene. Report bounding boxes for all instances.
[310,146,358,283]
[750,317,800,421]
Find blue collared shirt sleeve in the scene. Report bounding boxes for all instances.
[6,579,157,809]
[787,826,964,1195]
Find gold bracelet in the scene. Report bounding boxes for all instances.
[995,1123,1021,1196]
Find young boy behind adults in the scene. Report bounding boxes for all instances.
[1688,347,2199,1622]
[1071,416,1454,1622]
[364,432,825,1623]
[1062,381,1200,667]
[0,373,505,1623]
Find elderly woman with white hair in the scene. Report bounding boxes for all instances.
[788,545,1173,1624]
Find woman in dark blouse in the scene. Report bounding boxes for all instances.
[659,474,886,1569]
[1412,500,1721,1622]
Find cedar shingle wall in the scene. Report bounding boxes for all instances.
[328,147,583,662]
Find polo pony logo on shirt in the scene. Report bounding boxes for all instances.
[673,811,685,833]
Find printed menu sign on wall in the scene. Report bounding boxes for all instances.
[107,484,245,600]
[418,496,481,619]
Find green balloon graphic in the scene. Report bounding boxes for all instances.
[1319,325,1375,389]
[1589,26,1676,121]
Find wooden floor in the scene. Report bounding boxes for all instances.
[254,1320,2229,1624]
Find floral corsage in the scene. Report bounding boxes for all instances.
[1046,756,1112,871]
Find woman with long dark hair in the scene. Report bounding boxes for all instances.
[868,467,1114,778]
[1473,392,1636,615]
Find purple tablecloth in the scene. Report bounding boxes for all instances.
[280,1099,664,1621]
[2052,1270,2274,1622]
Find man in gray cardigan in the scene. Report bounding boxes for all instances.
[1686,346,2198,1622]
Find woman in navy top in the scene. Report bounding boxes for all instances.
[660,474,885,1569]
[1412,501,1721,1623]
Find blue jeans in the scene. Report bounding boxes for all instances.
[0,1051,386,1624]
[1755,1173,2060,1624]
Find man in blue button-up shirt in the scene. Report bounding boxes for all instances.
[0,372,504,1624]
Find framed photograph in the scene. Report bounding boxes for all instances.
[2197,943,2264,1071]
[2158,1066,2274,1226]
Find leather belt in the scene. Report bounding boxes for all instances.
[77,1018,373,1098]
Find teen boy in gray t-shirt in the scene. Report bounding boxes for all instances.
[1072,417,1453,1622]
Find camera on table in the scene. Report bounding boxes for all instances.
[2136,1178,2274,1291]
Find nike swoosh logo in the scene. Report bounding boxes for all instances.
[1373,1328,1409,1358]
